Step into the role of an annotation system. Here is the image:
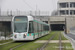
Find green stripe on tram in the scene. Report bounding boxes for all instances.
[27,31,49,36]
[33,20,49,25]
[27,33,38,36]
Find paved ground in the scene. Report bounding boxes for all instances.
[67,33,75,40]
[34,40,70,43]
[63,32,75,50]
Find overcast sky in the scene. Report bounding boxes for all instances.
[0,0,58,14]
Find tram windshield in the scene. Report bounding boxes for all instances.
[14,16,28,33]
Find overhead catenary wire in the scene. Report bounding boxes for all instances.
[22,0,34,10]
[22,0,40,12]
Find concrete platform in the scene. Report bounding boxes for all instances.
[34,40,70,43]
[67,33,75,40]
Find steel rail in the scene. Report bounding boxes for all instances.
[10,43,26,50]
[59,33,62,50]
[37,33,57,50]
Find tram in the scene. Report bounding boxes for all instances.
[12,16,49,41]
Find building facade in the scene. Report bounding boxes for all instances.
[58,0,75,16]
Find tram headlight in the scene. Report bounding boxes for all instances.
[23,34,26,38]
[14,34,17,38]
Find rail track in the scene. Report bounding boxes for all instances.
[59,33,62,50]
[37,33,63,50]
[10,43,26,50]
[37,33,57,50]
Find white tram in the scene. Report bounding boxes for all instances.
[12,16,49,41]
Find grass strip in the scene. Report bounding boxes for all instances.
[0,42,23,50]
[62,43,73,50]
[52,31,68,40]
[45,43,58,50]
[38,31,56,40]
[61,33,68,40]
[0,39,13,44]
[45,43,73,50]
[14,42,43,50]
[52,32,59,40]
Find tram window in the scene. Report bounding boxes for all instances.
[28,21,34,33]
[37,23,39,32]
[38,24,41,32]
[34,22,38,33]
[42,24,43,31]
[44,25,49,31]
[42,24,44,31]
[41,24,42,31]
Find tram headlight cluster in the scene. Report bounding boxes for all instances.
[14,34,17,38]
[23,34,26,38]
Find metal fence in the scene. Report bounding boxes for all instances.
[0,11,50,16]
[0,23,12,41]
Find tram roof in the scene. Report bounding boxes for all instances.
[28,16,49,25]
[33,20,49,25]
